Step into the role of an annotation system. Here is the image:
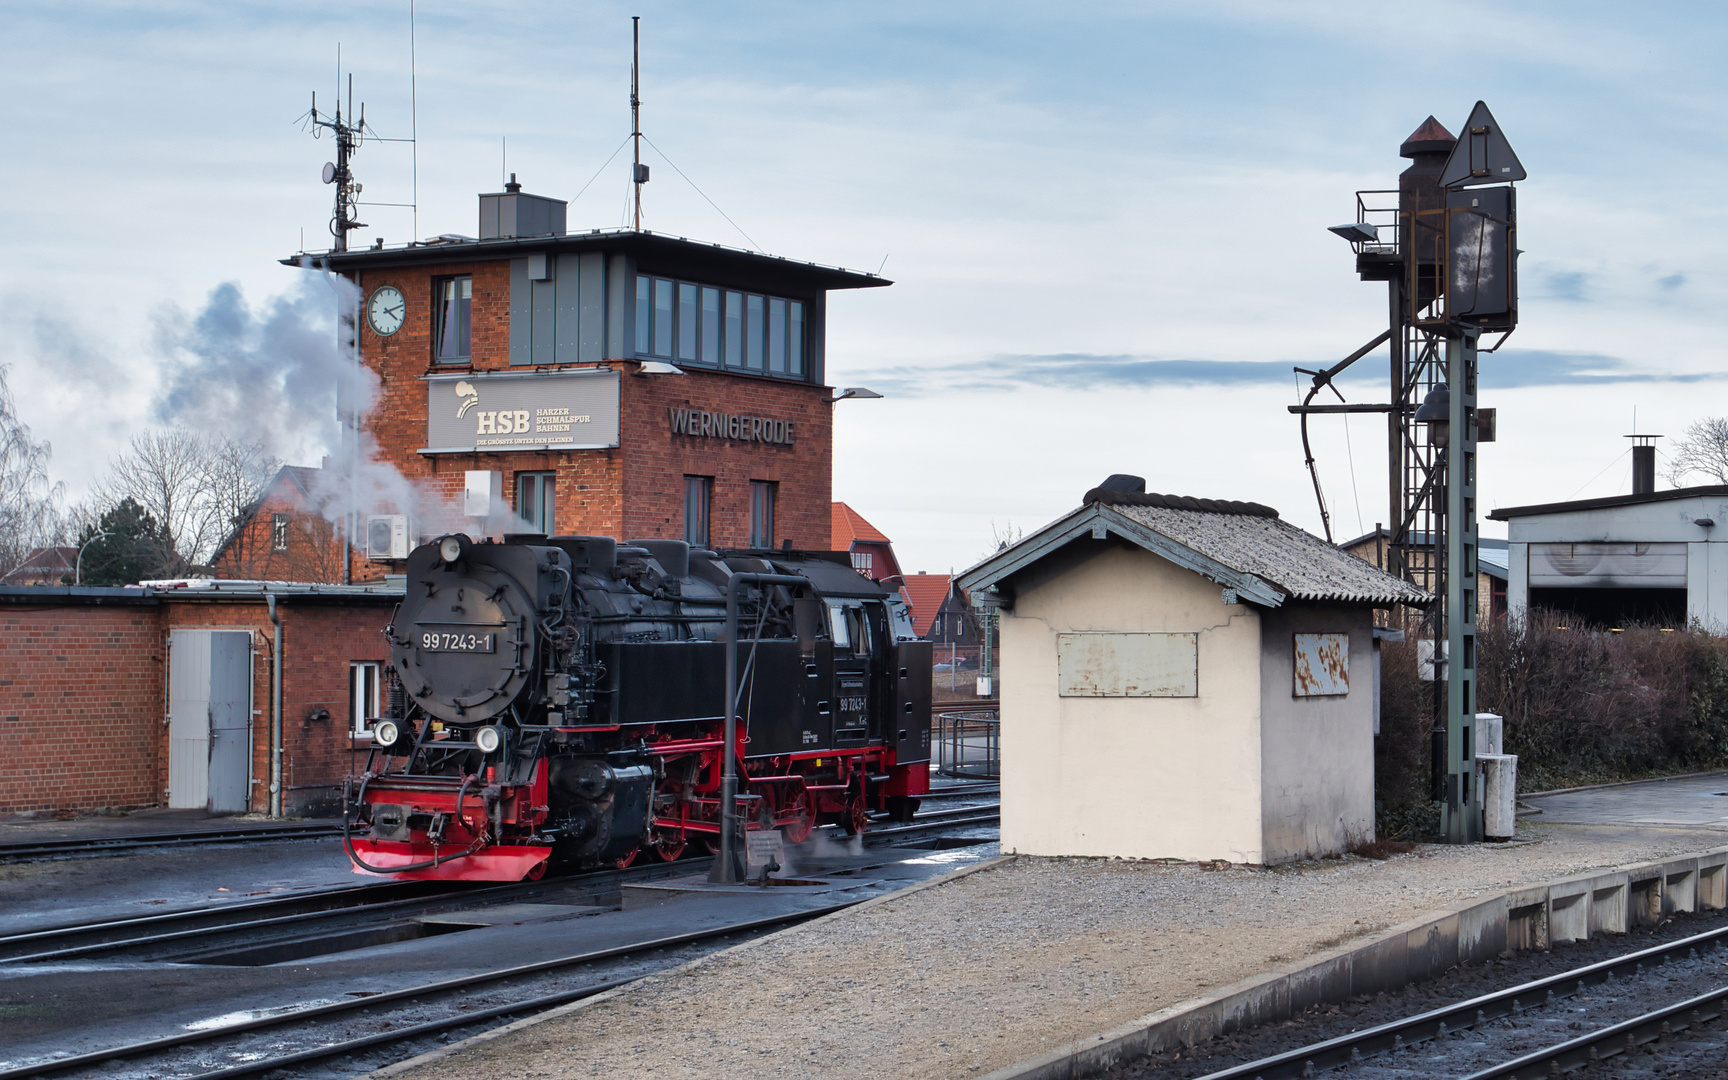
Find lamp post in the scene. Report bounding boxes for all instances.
[74,531,115,586]
[823,387,882,404]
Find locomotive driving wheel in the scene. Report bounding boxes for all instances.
[650,828,687,862]
[778,787,814,844]
[839,792,869,836]
[615,846,640,869]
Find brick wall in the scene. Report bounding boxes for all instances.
[0,604,164,812]
[346,261,832,550]
[620,368,831,549]
[161,599,393,816]
[0,596,393,817]
[211,483,352,584]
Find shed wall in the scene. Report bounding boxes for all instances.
[998,541,1265,863]
[0,597,392,816]
[0,606,163,812]
[1503,496,1728,632]
[1256,605,1376,862]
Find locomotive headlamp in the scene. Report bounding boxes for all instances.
[474,725,503,754]
[439,535,465,563]
[373,720,401,750]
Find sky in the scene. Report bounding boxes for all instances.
[2,1,1726,574]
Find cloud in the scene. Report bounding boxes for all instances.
[1658,273,1685,290]
[1541,271,1590,302]
[860,347,1728,397]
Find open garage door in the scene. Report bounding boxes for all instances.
[1528,543,1688,628]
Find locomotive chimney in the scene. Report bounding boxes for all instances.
[1627,432,1661,496]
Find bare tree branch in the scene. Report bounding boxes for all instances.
[1664,417,1728,487]
[0,365,67,576]
[93,430,277,568]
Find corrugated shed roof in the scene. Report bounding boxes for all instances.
[899,573,952,637]
[831,502,891,546]
[1108,503,1431,606]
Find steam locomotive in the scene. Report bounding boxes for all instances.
[345,533,933,882]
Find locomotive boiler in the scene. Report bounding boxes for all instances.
[345,533,933,882]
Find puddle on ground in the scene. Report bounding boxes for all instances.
[899,849,989,866]
[184,1000,337,1031]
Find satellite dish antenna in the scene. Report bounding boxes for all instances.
[322,162,337,184]
[1439,101,1526,189]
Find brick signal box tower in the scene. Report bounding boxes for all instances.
[288,176,888,564]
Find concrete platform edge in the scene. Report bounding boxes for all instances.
[358,855,1013,1080]
[976,844,1728,1080]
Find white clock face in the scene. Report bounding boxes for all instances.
[367,286,406,336]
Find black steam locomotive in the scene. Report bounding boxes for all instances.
[345,533,933,881]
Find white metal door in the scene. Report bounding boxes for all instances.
[167,630,211,809]
[168,630,253,813]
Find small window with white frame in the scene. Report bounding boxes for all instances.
[350,661,381,737]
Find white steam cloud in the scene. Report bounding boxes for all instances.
[150,270,466,537]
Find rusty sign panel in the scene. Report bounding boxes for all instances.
[1056,633,1197,698]
[1293,633,1349,697]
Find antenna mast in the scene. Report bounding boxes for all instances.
[630,16,648,231]
[307,75,368,253]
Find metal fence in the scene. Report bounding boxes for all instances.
[935,706,999,779]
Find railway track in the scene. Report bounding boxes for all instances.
[1182,918,1728,1080]
[1,803,998,964]
[0,810,1000,1080]
[0,901,861,1080]
[0,824,342,862]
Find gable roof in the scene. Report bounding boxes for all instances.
[831,502,892,547]
[899,573,953,637]
[1,546,77,585]
[958,488,1432,609]
[208,465,327,567]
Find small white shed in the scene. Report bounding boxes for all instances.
[956,477,1430,865]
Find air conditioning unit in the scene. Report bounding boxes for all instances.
[366,515,412,560]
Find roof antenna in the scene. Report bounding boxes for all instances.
[304,55,367,252]
[630,16,649,231]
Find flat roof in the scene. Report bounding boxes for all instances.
[286,229,891,294]
[1487,484,1728,521]
[0,581,403,606]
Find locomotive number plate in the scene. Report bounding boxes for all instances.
[419,631,497,653]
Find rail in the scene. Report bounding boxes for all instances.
[936,703,999,780]
[1192,918,1728,1080]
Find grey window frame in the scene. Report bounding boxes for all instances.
[271,513,289,552]
[515,471,556,534]
[684,475,712,547]
[350,661,381,737]
[434,275,473,363]
[632,273,809,381]
[750,480,776,549]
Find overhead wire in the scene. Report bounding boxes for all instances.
[1342,411,1365,538]
[642,134,761,251]
[568,136,632,207]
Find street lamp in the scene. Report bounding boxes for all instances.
[824,387,882,404]
[74,531,115,586]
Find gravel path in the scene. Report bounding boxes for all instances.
[376,822,1728,1080]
